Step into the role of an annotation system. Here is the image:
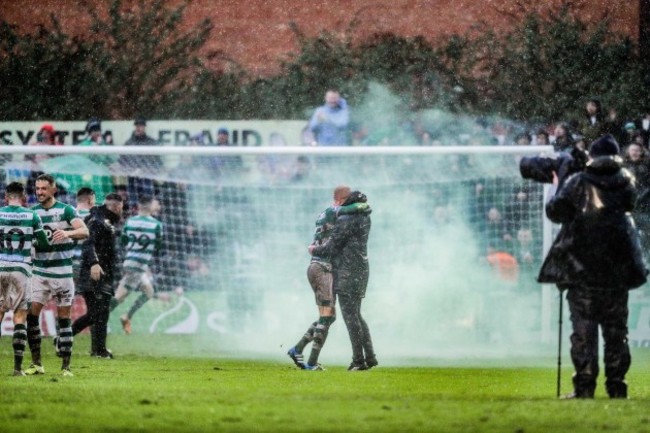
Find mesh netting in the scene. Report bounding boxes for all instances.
[1,147,553,356]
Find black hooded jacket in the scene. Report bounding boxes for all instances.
[311,192,372,296]
[538,156,648,290]
[80,205,121,292]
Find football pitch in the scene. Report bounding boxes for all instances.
[1,335,649,433]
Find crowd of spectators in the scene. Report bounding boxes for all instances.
[6,95,650,295]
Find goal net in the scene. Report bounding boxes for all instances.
[1,144,561,359]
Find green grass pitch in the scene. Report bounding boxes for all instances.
[1,335,649,433]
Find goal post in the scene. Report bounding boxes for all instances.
[1,144,565,357]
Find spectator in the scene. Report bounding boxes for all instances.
[120,117,163,172]
[573,134,587,152]
[29,123,58,164]
[172,133,206,180]
[119,118,160,207]
[78,119,105,147]
[54,133,65,146]
[622,122,638,147]
[622,142,650,252]
[77,119,115,166]
[552,123,575,153]
[210,128,243,174]
[308,89,350,146]
[579,98,605,145]
[514,132,531,146]
[635,110,650,148]
[103,131,114,145]
[535,129,550,146]
[419,130,434,146]
[289,156,311,183]
[504,184,538,236]
[483,206,514,255]
[125,118,156,146]
[34,124,56,146]
[216,128,231,146]
[604,107,626,146]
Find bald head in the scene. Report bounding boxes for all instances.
[333,185,351,206]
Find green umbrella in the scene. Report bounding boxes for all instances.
[40,155,114,201]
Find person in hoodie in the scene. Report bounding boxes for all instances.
[308,90,350,146]
[71,193,124,359]
[309,190,376,371]
[538,134,648,399]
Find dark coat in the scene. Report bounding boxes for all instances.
[311,207,372,297]
[79,205,121,294]
[119,132,163,171]
[538,156,648,290]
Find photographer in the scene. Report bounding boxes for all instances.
[537,134,648,399]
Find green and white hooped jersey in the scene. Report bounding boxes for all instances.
[0,205,46,276]
[71,208,90,274]
[32,201,81,278]
[121,215,162,273]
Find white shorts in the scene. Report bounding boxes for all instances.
[0,271,30,312]
[120,270,152,292]
[31,275,75,307]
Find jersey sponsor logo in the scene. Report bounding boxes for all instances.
[0,212,32,220]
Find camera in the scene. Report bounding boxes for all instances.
[519,147,588,184]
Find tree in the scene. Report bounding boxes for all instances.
[640,0,650,88]
[451,2,643,122]
[0,20,107,120]
[82,0,214,119]
[0,0,220,120]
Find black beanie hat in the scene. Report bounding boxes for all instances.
[343,191,367,206]
[589,134,620,157]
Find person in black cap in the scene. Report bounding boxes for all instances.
[208,127,242,173]
[538,134,648,399]
[119,117,162,205]
[216,128,230,146]
[125,118,156,147]
[79,118,104,146]
[72,193,124,359]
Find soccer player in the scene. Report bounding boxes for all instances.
[71,187,96,352]
[287,185,369,370]
[0,182,49,376]
[110,196,163,334]
[72,187,95,281]
[25,174,89,377]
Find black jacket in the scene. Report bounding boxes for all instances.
[80,205,121,293]
[119,132,163,171]
[311,202,372,296]
[538,156,648,290]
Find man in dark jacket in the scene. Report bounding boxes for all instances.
[71,193,124,359]
[119,118,161,208]
[538,134,648,399]
[310,190,376,371]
